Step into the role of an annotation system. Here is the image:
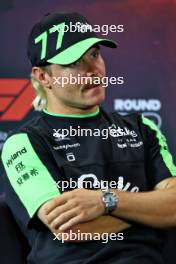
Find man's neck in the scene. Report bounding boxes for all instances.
[46,104,99,116]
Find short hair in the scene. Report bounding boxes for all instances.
[31,66,51,111]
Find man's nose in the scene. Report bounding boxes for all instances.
[83,60,98,77]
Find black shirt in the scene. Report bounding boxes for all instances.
[1,108,176,264]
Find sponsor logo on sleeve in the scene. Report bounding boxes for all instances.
[6,147,27,167]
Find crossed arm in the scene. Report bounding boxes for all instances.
[38,177,176,241]
[38,197,131,241]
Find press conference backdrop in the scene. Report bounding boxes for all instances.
[0,0,176,193]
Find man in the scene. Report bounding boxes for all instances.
[1,12,176,264]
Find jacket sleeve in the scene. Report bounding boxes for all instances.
[1,132,60,227]
[140,115,176,188]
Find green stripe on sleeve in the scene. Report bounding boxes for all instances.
[1,133,60,217]
[142,115,176,176]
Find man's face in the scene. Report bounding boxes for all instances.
[49,46,106,110]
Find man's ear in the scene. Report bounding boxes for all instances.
[32,67,51,89]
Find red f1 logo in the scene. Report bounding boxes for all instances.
[0,79,35,121]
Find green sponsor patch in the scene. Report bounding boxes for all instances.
[1,133,60,217]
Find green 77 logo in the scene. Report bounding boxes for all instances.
[34,22,66,60]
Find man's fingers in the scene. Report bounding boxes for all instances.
[51,208,78,229]
[46,201,73,224]
[44,193,71,214]
[59,215,82,231]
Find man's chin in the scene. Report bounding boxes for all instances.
[87,94,105,107]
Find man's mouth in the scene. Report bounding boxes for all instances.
[85,84,102,89]
[84,80,103,90]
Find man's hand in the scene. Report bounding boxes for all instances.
[54,216,130,242]
[70,215,131,236]
[38,202,131,242]
[43,188,105,231]
[38,177,176,233]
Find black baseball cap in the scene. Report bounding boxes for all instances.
[27,12,117,66]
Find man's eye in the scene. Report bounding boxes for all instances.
[91,50,100,58]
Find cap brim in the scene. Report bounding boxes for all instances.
[47,37,117,65]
